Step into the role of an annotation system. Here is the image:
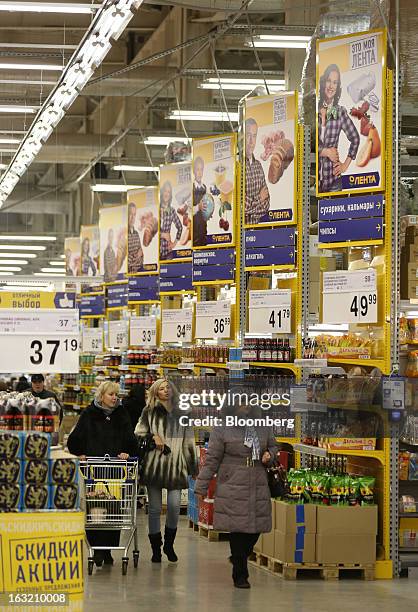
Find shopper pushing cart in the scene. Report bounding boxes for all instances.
[68,381,137,569]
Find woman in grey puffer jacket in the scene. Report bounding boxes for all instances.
[195,404,277,589]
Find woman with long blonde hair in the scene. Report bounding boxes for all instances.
[135,378,198,563]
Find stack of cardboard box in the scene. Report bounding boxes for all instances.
[254,500,377,565]
[401,216,418,299]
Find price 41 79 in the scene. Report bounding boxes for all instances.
[269,308,291,329]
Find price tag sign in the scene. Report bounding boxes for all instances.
[0,309,79,373]
[108,320,129,349]
[161,309,193,343]
[82,327,103,354]
[130,316,157,347]
[248,290,291,334]
[195,301,231,339]
[322,269,377,324]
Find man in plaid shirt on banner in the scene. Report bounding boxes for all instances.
[128,202,144,273]
[245,117,270,225]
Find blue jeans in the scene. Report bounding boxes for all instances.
[147,486,181,534]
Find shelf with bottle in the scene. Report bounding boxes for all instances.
[292,442,385,465]
[242,338,294,366]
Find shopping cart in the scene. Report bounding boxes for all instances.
[79,456,139,575]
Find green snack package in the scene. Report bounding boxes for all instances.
[359,476,375,505]
[348,476,360,506]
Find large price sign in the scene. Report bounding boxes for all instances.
[322,269,377,324]
[248,290,291,334]
[0,309,79,373]
[195,301,231,339]
[161,309,193,343]
[130,316,157,347]
[82,327,103,354]
[108,320,129,349]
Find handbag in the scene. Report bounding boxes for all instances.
[137,434,171,465]
[266,463,288,499]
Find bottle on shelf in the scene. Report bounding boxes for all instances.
[284,338,291,363]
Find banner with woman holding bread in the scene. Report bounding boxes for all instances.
[99,204,128,284]
[244,92,297,227]
[316,29,386,197]
[127,187,159,275]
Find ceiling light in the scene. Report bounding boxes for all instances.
[0,235,56,241]
[205,77,285,85]
[0,79,56,86]
[113,164,159,172]
[0,259,28,264]
[143,136,190,146]
[0,252,37,258]
[59,254,65,259]
[0,272,13,276]
[200,83,286,92]
[168,110,239,122]
[0,43,77,50]
[0,106,38,114]
[41,267,66,272]
[0,138,21,144]
[0,63,62,71]
[91,184,146,193]
[0,245,45,251]
[0,2,99,13]
[2,279,50,286]
[0,266,22,271]
[0,164,7,170]
[49,261,66,266]
[247,35,311,49]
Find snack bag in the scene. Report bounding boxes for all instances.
[399,452,410,480]
[330,475,348,506]
[359,476,375,505]
[348,476,360,506]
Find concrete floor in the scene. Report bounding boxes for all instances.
[83,515,418,612]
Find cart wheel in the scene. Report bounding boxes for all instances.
[122,558,129,575]
[88,559,94,576]
[133,551,139,568]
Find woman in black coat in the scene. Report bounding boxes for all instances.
[68,381,137,567]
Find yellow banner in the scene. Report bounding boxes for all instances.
[0,292,76,309]
[0,512,84,597]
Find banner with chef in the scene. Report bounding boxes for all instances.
[192,133,236,249]
[159,162,192,262]
[244,92,297,228]
[127,187,159,275]
[316,28,386,197]
[80,224,99,277]
[99,204,128,284]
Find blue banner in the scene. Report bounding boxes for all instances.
[128,276,159,291]
[245,227,295,249]
[257,208,293,224]
[341,171,380,191]
[160,277,194,292]
[80,294,105,317]
[206,233,233,246]
[53,293,76,308]
[128,287,159,302]
[107,284,128,308]
[245,247,295,268]
[318,217,384,244]
[164,248,193,261]
[160,262,193,278]
[318,194,384,221]
[193,248,235,267]
[193,264,235,283]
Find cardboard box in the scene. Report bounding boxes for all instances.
[408,263,418,281]
[23,459,49,485]
[271,500,276,530]
[50,484,80,510]
[316,534,376,564]
[0,458,23,484]
[261,529,275,558]
[316,505,378,536]
[275,501,317,534]
[275,530,316,563]
[309,281,320,316]
[253,536,262,554]
[407,281,418,299]
[401,215,418,234]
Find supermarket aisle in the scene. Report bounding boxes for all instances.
[84,515,417,612]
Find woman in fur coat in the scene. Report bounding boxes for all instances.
[135,378,198,563]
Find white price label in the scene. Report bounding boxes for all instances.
[0,309,78,334]
[161,309,193,343]
[248,290,291,334]
[322,270,377,324]
[130,316,157,347]
[0,335,79,373]
[82,327,103,354]
[108,320,129,349]
[195,301,231,339]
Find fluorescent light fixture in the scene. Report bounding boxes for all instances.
[0,2,98,14]
[0,252,37,258]
[1,279,50,286]
[91,184,145,193]
[248,35,311,49]
[168,110,239,122]
[0,259,28,264]
[0,106,39,114]
[0,164,7,170]
[59,254,65,259]
[41,267,66,272]
[0,235,56,241]
[0,138,21,144]
[200,82,285,92]
[34,272,65,277]
[0,43,77,50]
[0,266,22,271]
[113,164,159,172]
[143,136,190,146]
[0,245,45,251]
[49,261,66,266]
[0,271,13,276]
[0,63,62,71]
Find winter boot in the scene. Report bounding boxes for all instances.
[148,532,162,563]
[163,527,178,563]
[231,555,250,589]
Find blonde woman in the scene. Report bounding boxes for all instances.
[135,378,198,563]
[68,381,137,567]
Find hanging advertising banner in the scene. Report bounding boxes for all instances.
[244,92,297,227]
[107,283,128,310]
[192,248,235,285]
[159,261,194,294]
[192,133,236,249]
[127,187,159,275]
[0,291,75,309]
[316,28,386,196]
[245,227,296,270]
[159,162,192,262]
[64,237,80,276]
[80,224,100,277]
[79,294,105,318]
[128,276,159,303]
[99,204,128,284]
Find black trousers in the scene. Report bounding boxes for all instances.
[229,533,260,580]
[86,529,120,550]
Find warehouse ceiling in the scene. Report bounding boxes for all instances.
[0,0,416,276]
